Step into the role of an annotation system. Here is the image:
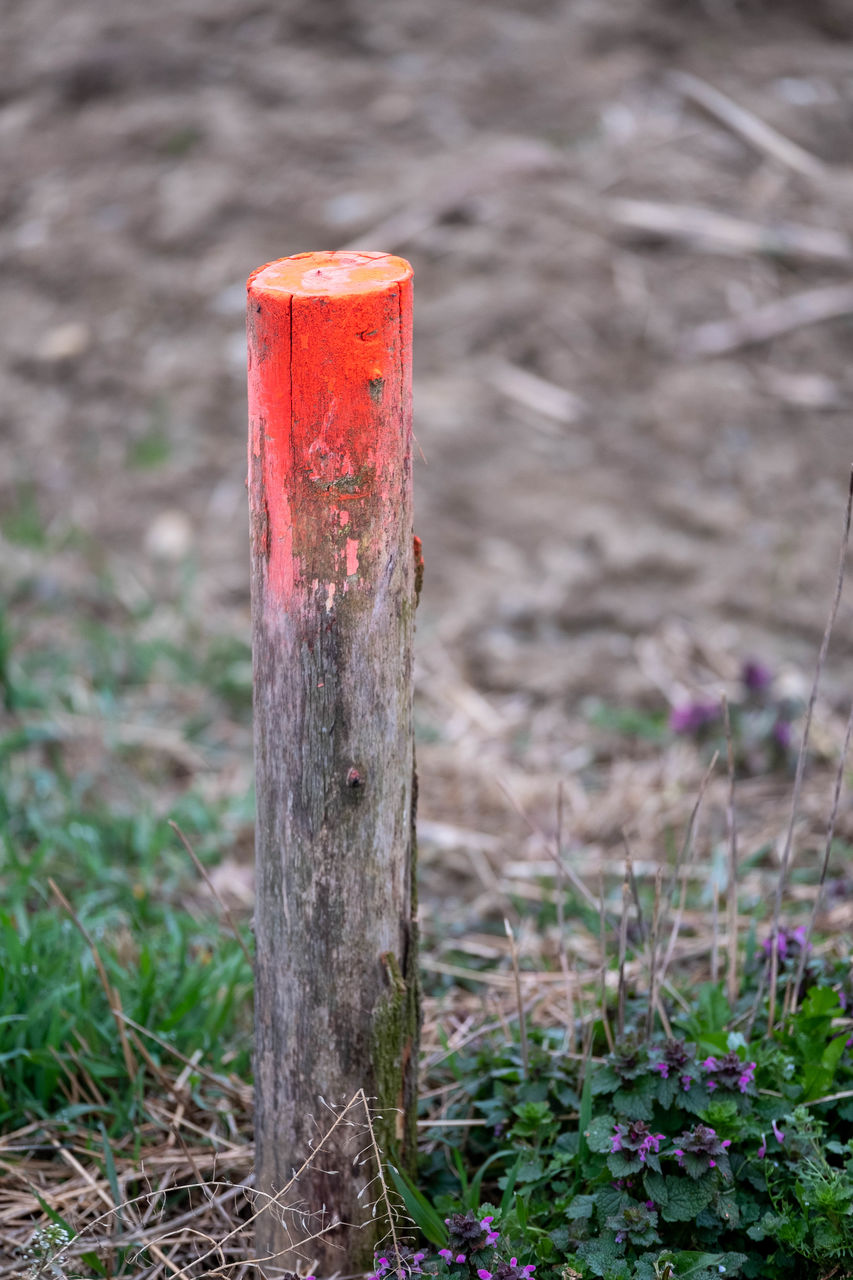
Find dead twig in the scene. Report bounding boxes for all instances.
[555,783,577,1053]
[722,696,740,1011]
[607,198,852,265]
[169,821,253,968]
[658,753,718,990]
[768,468,853,1033]
[498,779,603,917]
[486,359,585,425]
[617,872,630,1042]
[646,868,663,1042]
[599,875,615,1054]
[669,69,830,184]
[504,918,530,1079]
[344,138,560,254]
[680,281,853,359]
[789,696,853,1016]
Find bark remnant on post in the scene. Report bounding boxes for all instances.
[247,251,418,1275]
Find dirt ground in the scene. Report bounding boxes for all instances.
[4,0,853,935]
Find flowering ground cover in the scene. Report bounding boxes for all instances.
[396,952,853,1280]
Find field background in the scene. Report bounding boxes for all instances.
[4,0,853,960]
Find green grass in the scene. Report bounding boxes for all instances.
[0,895,252,1132]
[0,589,254,1136]
[1,482,48,549]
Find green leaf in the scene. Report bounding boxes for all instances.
[450,1146,469,1200]
[584,1114,615,1154]
[385,1163,447,1246]
[614,1077,654,1120]
[566,1194,596,1221]
[801,1032,847,1101]
[665,1250,748,1279]
[499,1153,522,1220]
[470,1149,512,1207]
[516,1157,545,1183]
[577,1234,622,1277]
[607,1150,642,1178]
[594,1184,624,1218]
[577,1067,594,1164]
[31,1192,75,1240]
[657,1177,715,1223]
[99,1122,124,1231]
[590,1065,620,1095]
[798,985,841,1021]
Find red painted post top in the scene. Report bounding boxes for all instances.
[247,250,414,609]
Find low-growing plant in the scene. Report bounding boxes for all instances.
[407,966,853,1280]
[669,659,800,776]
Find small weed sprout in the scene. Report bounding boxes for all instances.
[20,1224,71,1280]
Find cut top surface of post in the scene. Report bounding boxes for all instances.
[248,249,412,298]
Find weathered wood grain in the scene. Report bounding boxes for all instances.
[247,252,418,1274]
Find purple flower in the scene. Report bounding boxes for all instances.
[762,928,810,962]
[651,1061,669,1078]
[456,1256,466,1264]
[773,719,792,751]
[439,1251,452,1263]
[445,1211,492,1254]
[738,1063,756,1093]
[477,1262,535,1280]
[772,1119,785,1144]
[611,1120,666,1162]
[639,1133,665,1162]
[605,1198,658,1247]
[703,1051,756,1094]
[742,660,773,693]
[670,700,720,735]
[480,1216,500,1245]
[372,1257,425,1280]
[671,1124,733,1178]
[757,1136,767,1159]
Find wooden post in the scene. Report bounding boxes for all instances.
[247,251,419,1274]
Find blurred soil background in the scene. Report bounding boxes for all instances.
[4,0,853,952]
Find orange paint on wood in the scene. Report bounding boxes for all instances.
[247,250,414,605]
